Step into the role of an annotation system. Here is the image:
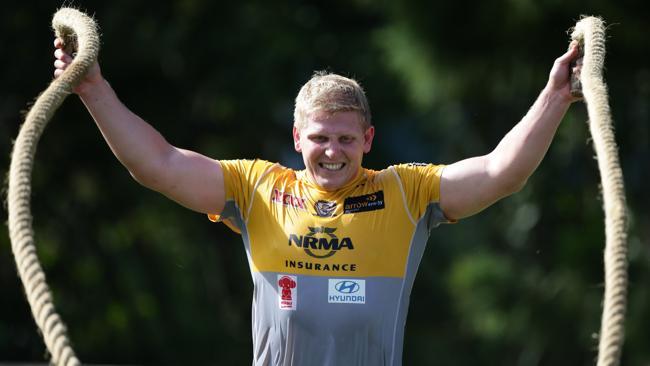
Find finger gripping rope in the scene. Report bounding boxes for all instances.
[7,8,99,366]
[571,16,628,366]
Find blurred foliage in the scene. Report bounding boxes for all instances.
[1,0,648,365]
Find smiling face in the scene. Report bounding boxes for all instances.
[293,110,375,191]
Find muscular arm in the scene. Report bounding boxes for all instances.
[55,40,225,215]
[440,43,581,220]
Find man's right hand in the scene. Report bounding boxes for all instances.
[53,37,103,95]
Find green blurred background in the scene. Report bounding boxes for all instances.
[1,0,648,364]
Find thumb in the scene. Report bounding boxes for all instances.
[557,42,580,65]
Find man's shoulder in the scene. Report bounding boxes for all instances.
[388,162,444,174]
[368,163,445,192]
[366,162,439,178]
[220,158,296,174]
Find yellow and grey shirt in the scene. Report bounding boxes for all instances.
[209,159,450,366]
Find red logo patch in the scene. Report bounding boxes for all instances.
[277,275,297,310]
[271,189,306,210]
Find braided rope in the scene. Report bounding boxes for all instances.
[7,8,100,366]
[570,16,628,366]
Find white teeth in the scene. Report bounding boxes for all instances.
[321,163,344,171]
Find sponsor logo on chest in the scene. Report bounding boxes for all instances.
[288,226,354,259]
[328,279,366,304]
[343,191,385,214]
[271,189,306,210]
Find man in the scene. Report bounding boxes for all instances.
[54,36,581,365]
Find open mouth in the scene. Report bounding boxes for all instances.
[319,162,345,171]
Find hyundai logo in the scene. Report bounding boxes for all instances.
[335,280,360,294]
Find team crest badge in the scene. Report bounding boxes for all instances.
[314,200,337,217]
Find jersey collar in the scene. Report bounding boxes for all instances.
[297,167,367,193]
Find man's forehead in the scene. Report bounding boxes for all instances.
[303,111,364,133]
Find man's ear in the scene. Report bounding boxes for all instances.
[293,126,302,152]
[363,126,375,154]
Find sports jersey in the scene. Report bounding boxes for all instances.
[208,159,450,366]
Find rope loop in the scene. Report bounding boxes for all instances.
[7,7,99,365]
[571,16,628,366]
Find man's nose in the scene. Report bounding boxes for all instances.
[324,142,341,158]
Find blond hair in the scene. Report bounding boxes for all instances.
[293,71,372,130]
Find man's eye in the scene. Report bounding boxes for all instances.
[340,136,354,143]
[311,136,327,143]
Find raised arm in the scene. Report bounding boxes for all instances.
[54,38,225,215]
[439,43,581,220]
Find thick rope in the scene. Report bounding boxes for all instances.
[7,8,99,366]
[570,16,628,366]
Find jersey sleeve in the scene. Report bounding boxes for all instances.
[392,163,453,225]
[207,159,276,231]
